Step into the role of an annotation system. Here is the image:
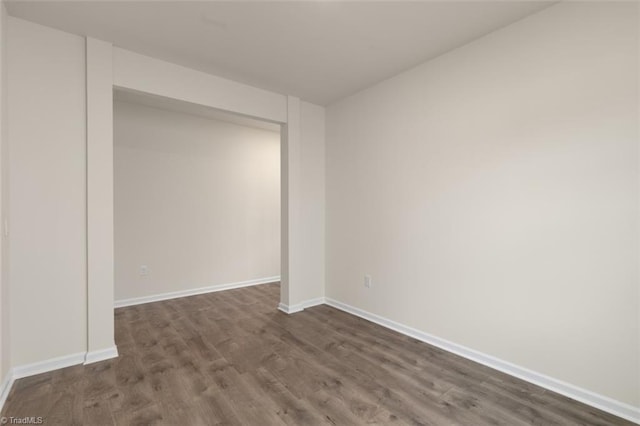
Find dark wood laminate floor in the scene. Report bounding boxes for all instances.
[2,283,634,425]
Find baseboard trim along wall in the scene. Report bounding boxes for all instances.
[0,351,88,411]
[278,297,325,314]
[114,276,281,308]
[277,302,293,314]
[0,346,120,413]
[12,351,87,380]
[84,346,119,365]
[322,297,640,425]
[0,370,14,416]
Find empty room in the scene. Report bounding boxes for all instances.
[0,1,637,425]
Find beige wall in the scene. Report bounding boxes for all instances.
[113,48,287,124]
[7,17,87,365]
[86,37,116,359]
[114,100,280,301]
[2,16,322,371]
[295,101,325,303]
[326,1,639,407]
[0,1,8,382]
[280,98,326,310]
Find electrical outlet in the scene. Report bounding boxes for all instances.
[140,265,149,276]
[364,275,372,288]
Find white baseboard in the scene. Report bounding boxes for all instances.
[324,298,640,425]
[84,346,119,365]
[0,369,14,414]
[0,352,86,411]
[114,276,281,308]
[278,297,325,314]
[0,347,121,413]
[277,302,295,314]
[1,347,121,412]
[12,351,87,380]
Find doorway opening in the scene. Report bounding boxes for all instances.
[112,88,283,307]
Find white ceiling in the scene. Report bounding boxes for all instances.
[7,1,554,106]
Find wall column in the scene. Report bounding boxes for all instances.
[279,96,301,313]
[85,37,117,363]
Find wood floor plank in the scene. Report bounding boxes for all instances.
[191,386,245,426]
[47,391,84,426]
[245,367,328,425]
[84,397,116,425]
[1,283,634,426]
[113,403,165,426]
[205,358,287,426]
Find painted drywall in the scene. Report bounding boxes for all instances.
[0,0,8,383]
[7,17,87,365]
[86,38,116,359]
[114,100,280,301]
[295,101,325,303]
[113,48,287,124]
[279,96,298,308]
[280,98,326,309]
[326,1,639,408]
